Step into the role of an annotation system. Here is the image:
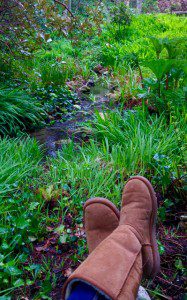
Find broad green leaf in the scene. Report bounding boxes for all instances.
[141,59,174,80]
[164,37,187,59]
[149,36,165,58]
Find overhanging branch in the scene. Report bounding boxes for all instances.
[54,0,75,18]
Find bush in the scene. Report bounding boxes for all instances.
[110,3,132,27]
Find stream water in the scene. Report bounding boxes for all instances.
[31,84,111,156]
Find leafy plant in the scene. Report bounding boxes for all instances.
[157,240,165,255]
[149,37,165,59]
[158,199,174,222]
[33,85,79,121]
[164,37,187,59]
[137,36,187,114]
[141,59,174,96]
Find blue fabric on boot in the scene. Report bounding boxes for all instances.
[67,281,105,300]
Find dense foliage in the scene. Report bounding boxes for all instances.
[0,1,186,299]
[0,87,44,136]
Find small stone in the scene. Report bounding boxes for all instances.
[79,85,91,93]
[55,139,71,146]
[28,236,37,242]
[63,267,73,278]
[73,105,81,110]
[179,214,187,230]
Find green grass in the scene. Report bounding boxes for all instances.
[0,136,42,196]
[0,86,45,136]
[0,137,44,294]
[89,109,185,180]
[0,111,185,296]
[46,109,186,207]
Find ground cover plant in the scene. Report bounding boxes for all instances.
[0,137,43,295]
[0,1,187,299]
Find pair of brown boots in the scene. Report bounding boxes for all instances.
[63,176,160,300]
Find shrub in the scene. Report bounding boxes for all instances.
[110,3,132,28]
[33,57,79,87]
[137,37,187,115]
[40,62,68,86]
[142,0,159,13]
[109,3,132,40]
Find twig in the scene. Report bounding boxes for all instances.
[54,0,75,18]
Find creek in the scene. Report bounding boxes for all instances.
[31,83,112,156]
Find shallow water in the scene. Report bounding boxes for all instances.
[31,84,111,156]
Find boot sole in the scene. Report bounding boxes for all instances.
[84,197,120,224]
[128,176,160,278]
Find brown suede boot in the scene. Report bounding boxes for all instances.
[63,225,142,300]
[84,197,120,253]
[62,177,160,300]
[121,176,160,278]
